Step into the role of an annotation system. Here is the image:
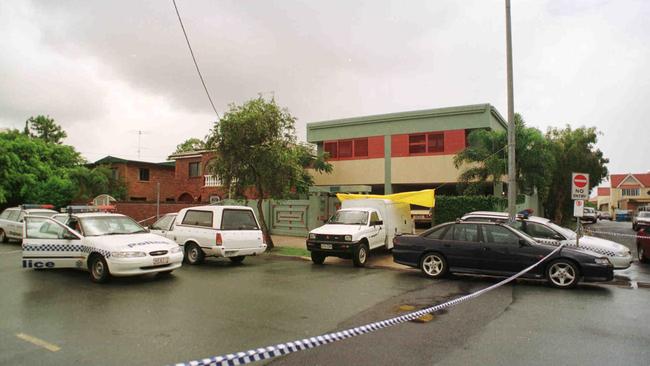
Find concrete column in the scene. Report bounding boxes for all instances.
[384,135,392,194]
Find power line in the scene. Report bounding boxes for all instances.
[172,0,221,120]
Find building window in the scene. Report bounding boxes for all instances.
[324,142,338,158]
[110,168,119,180]
[339,140,353,158]
[139,168,150,181]
[427,133,444,153]
[409,133,445,154]
[408,134,427,154]
[189,162,201,178]
[354,138,368,157]
[622,188,640,196]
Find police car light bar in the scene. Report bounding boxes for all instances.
[21,204,55,210]
[62,205,117,214]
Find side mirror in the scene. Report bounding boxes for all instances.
[518,238,528,247]
[63,231,78,240]
[371,220,383,226]
[552,234,564,241]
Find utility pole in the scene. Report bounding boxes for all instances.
[506,0,517,219]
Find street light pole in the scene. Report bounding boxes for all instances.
[506,0,517,219]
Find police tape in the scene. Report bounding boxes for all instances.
[583,229,640,240]
[171,244,566,366]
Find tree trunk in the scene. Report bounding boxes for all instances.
[255,188,274,250]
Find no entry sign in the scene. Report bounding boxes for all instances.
[571,173,589,200]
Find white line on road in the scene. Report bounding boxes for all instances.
[16,333,61,352]
[0,250,21,255]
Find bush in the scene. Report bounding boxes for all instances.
[432,195,507,225]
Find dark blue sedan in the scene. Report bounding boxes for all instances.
[392,221,614,288]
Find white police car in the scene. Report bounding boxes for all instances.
[23,207,183,283]
[0,204,57,243]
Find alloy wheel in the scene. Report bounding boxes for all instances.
[422,254,444,276]
[548,262,576,287]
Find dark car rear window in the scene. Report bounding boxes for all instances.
[182,210,213,227]
[221,209,259,230]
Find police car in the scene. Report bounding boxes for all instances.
[0,204,57,243]
[23,206,183,283]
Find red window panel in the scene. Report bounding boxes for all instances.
[427,133,444,153]
[354,138,368,157]
[339,140,353,158]
[408,134,426,154]
[324,142,338,159]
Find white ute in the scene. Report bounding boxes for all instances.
[168,205,267,265]
[306,199,414,267]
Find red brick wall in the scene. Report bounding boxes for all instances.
[115,202,202,224]
[119,163,177,202]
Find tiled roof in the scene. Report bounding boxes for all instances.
[611,173,650,188]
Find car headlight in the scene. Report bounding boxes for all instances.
[345,235,352,241]
[309,233,316,239]
[111,251,146,258]
[170,246,182,253]
[594,258,611,265]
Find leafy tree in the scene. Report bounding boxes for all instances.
[206,96,331,249]
[0,129,126,208]
[454,114,555,204]
[172,137,207,155]
[24,115,67,144]
[543,126,608,223]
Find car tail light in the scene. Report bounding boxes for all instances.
[216,233,223,246]
[262,234,267,245]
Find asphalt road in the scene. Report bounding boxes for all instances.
[1,238,649,366]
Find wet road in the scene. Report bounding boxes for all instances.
[1,238,649,366]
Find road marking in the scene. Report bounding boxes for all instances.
[16,333,61,352]
[0,250,21,255]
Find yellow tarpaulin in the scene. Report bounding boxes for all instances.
[336,189,435,208]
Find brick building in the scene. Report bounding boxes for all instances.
[93,153,228,204]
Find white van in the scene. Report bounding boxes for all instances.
[168,205,267,264]
[306,199,414,267]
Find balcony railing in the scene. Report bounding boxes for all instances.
[204,175,222,187]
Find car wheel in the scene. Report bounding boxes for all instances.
[185,243,205,265]
[311,251,326,265]
[0,229,7,243]
[229,256,245,264]
[353,243,369,267]
[638,244,648,263]
[420,252,448,279]
[89,255,110,283]
[546,259,579,289]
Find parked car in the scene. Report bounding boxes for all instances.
[460,211,632,269]
[26,209,183,283]
[632,211,650,231]
[637,228,649,263]
[582,207,597,223]
[149,213,177,240]
[598,211,612,221]
[0,204,57,243]
[168,205,266,265]
[393,221,613,288]
[306,199,414,267]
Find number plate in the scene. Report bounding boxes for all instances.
[153,257,169,265]
[321,244,333,250]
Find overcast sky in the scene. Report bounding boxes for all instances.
[1,0,648,184]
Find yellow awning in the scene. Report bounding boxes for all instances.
[336,189,435,208]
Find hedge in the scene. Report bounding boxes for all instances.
[432,195,507,225]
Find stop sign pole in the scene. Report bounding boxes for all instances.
[571,172,590,246]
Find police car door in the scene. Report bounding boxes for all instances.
[23,216,83,270]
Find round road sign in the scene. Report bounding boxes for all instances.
[574,174,588,188]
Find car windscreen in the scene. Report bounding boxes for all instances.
[545,222,576,239]
[328,210,369,225]
[81,216,146,236]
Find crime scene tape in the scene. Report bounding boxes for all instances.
[583,229,640,240]
[171,244,566,366]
